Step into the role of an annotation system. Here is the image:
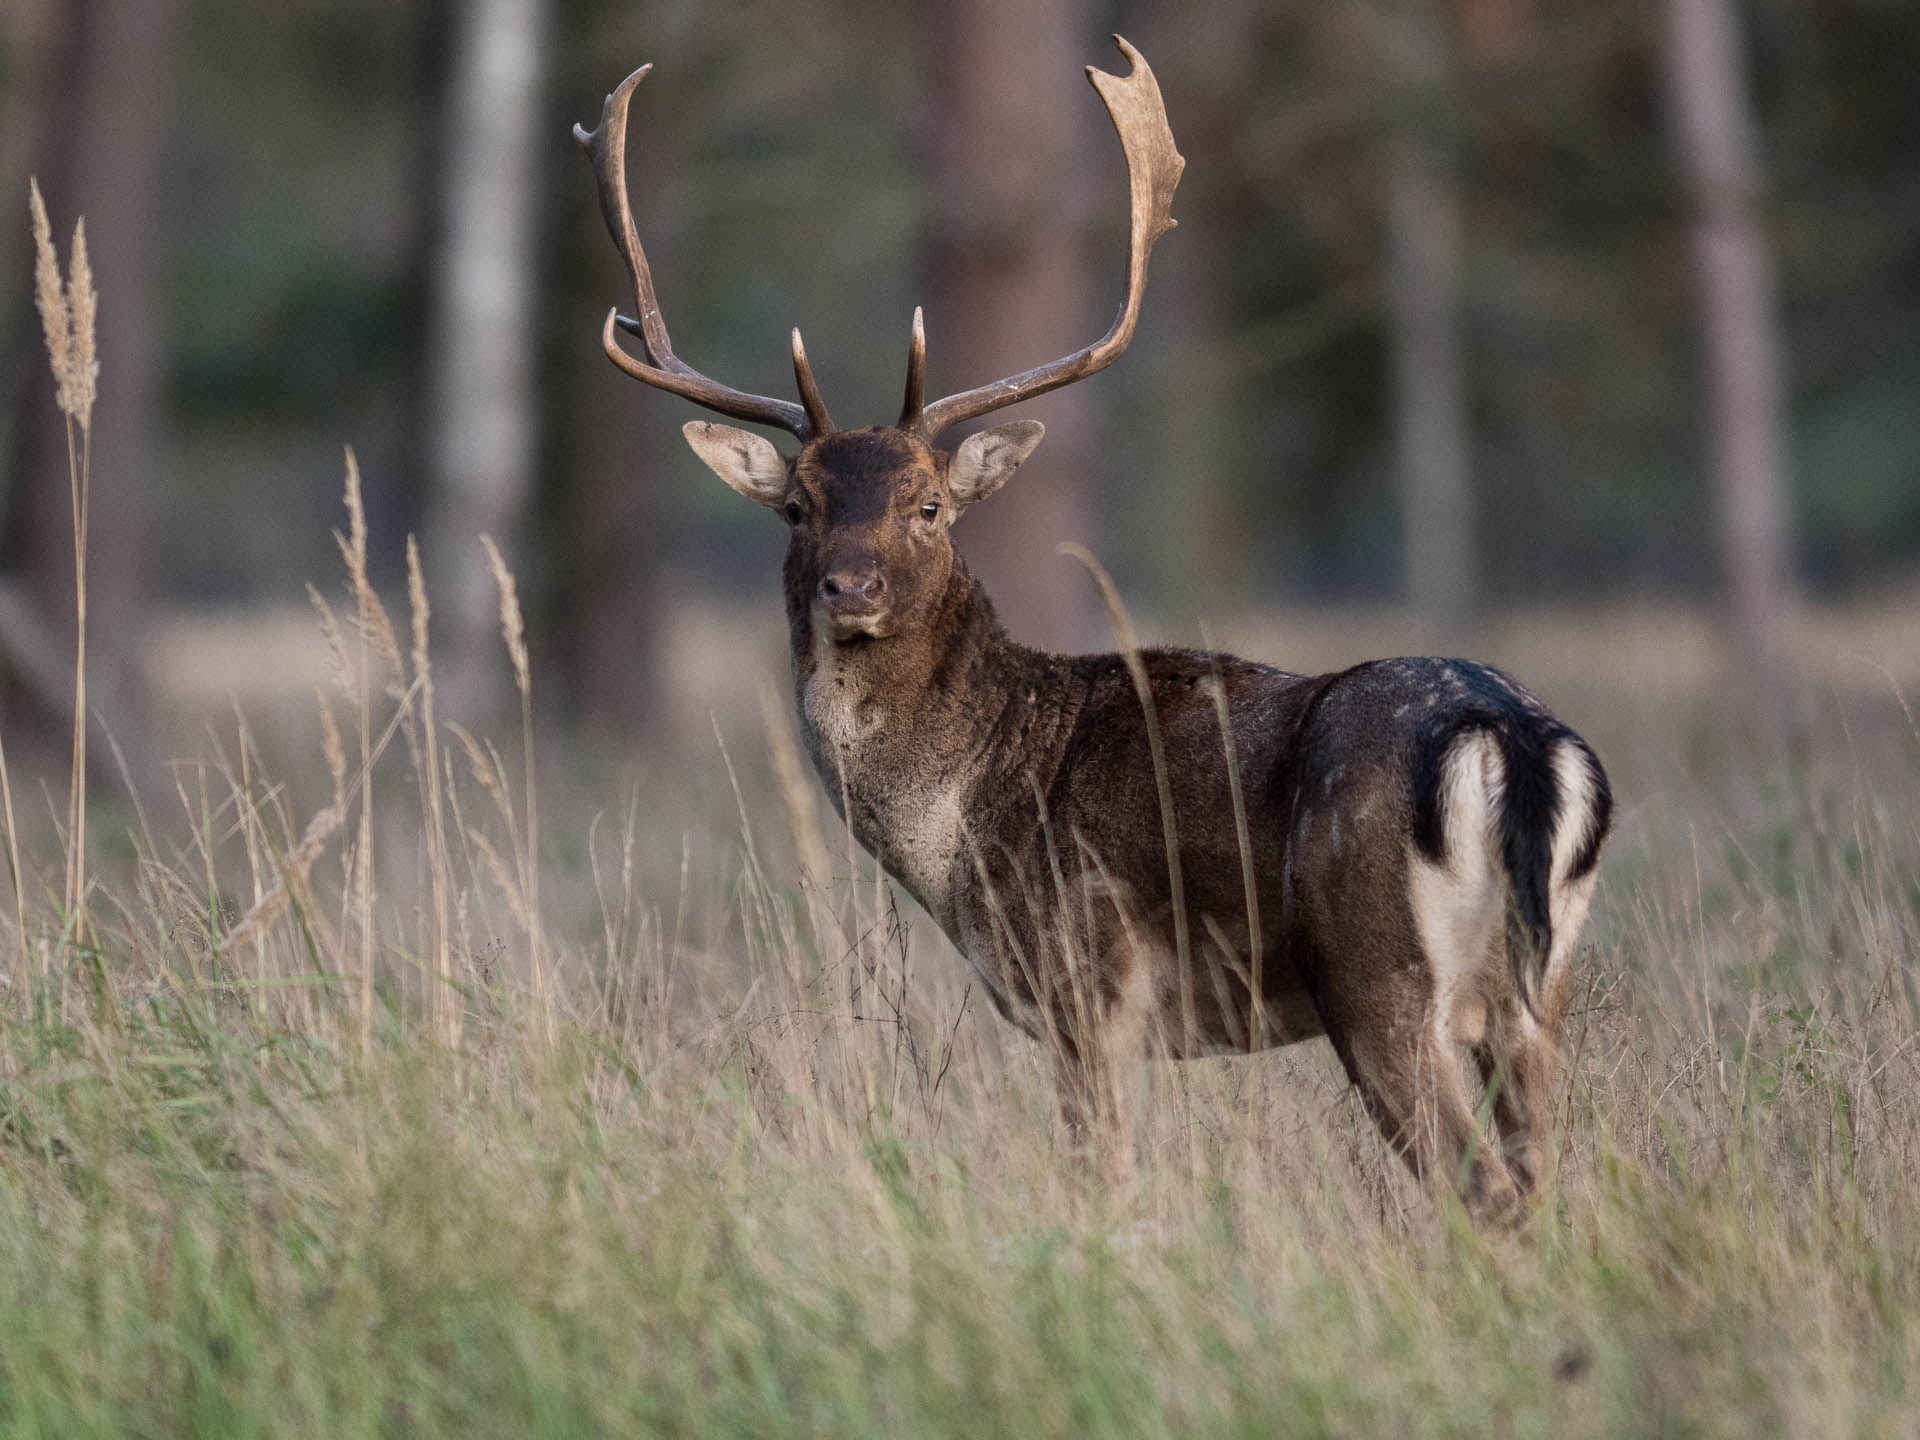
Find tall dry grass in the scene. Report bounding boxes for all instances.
[2,189,1917,1435]
[27,178,96,935]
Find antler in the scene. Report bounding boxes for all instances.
[574,65,834,442]
[905,35,1185,441]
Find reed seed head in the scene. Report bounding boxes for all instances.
[28,181,100,432]
[481,536,530,699]
[66,218,97,431]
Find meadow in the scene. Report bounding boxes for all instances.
[8,202,1920,1437]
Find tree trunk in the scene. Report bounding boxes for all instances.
[1663,0,1794,669]
[926,0,1103,651]
[422,0,549,719]
[1383,0,1476,629]
[1127,3,1261,618]
[1,0,177,786]
[546,33,679,733]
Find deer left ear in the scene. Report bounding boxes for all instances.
[947,421,1045,508]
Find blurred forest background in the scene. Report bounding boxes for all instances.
[1,0,1917,787]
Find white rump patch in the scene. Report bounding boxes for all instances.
[1543,740,1602,981]
[1407,732,1506,1049]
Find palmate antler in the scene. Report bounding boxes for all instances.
[577,36,1183,446]
[901,36,1185,440]
[573,66,834,443]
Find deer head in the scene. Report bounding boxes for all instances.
[574,36,1184,644]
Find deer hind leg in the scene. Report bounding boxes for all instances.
[1474,738,1607,1195]
[1473,1015,1558,1198]
[1321,963,1521,1221]
[1476,850,1603,1194]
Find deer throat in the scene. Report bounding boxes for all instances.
[797,641,972,929]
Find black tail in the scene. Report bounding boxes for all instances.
[1495,726,1560,1021]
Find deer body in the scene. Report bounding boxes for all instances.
[779,449,1607,1211]
[577,41,1611,1217]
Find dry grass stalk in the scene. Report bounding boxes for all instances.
[217,800,345,957]
[0,730,27,987]
[306,585,354,701]
[317,689,348,813]
[337,449,400,675]
[481,535,547,1044]
[480,536,529,700]
[341,450,380,1059]
[407,537,457,1049]
[1059,543,1194,1020]
[760,681,833,927]
[28,179,98,933]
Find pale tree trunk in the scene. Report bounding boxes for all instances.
[1663,0,1794,669]
[1383,0,1476,628]
[1,0,176,787]
[927,0,1102,651]
[423,0,549,717]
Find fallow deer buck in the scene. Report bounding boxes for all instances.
[575,38,1611,1218]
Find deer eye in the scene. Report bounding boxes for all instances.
[920,501,941,521]
[784,499,802,525]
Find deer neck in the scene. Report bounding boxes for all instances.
[786,557,1061,925]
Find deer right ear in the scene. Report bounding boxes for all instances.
[683,421,790,508]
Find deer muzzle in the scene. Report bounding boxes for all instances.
[817,566,890,639]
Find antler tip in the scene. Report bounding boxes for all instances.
[599,64,653,123]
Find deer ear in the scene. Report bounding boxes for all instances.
[947,421,1045,508]
[683,421,790,508]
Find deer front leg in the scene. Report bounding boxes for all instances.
[1049,956,1153,1199]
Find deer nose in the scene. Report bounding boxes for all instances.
[819,568,887,610]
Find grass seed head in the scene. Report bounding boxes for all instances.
[481,535,530,699]
[28,179,74,421]
[66,217,97,431]
[339,449,402,675]
[406,536,432,681]
[27,182,98,431]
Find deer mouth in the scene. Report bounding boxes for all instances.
[820,604,893,642]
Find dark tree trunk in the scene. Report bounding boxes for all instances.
[926,0,1104,651]
[546,36,675,732]
[1,0,178,783]
[1126,2,1261,618]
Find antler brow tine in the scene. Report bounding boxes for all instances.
[574,64,825,441]
[910,35,1185,441]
